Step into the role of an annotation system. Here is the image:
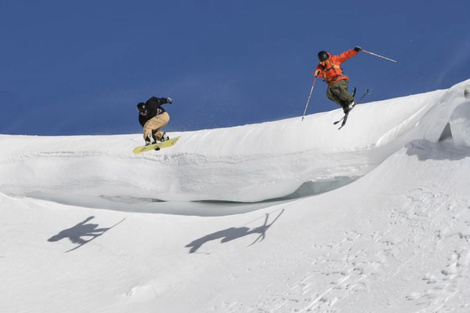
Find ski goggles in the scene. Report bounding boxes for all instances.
[137,108,147,115]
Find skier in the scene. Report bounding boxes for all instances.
[137,96,172,145]
[314,46,362,113]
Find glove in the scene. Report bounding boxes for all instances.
[354,46,362,52]
[314,69,320,77]
[166,97,172,104]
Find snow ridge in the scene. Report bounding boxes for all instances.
[0,80,470,313]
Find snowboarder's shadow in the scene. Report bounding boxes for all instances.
[186,209,284,254]
[48,216,125,252]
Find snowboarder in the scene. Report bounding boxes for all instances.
[314,47,362,113]
[137,96,172,145]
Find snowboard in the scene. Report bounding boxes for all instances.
[133,136,181,154]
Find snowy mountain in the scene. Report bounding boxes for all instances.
[1,79,469,313]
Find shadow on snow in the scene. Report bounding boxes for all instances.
[48,216,125,252]
[185,209,284,254]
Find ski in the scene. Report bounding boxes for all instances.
[337,112,350,130]
[334,89,370,130]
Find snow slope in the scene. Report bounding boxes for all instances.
[0,79,469,312]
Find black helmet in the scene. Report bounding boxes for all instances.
[137,102,147,115]
[318,51,329,62]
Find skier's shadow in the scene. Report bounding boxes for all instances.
[186,209,284,254]
[48,216,125,252]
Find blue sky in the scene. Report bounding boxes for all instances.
[1,0,469,136]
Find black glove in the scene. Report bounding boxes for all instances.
[354,46,362,52]
[166,97,172,104]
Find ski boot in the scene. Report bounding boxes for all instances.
[145,134,156,146]
[160,132,170,142]
[343,101,356,114]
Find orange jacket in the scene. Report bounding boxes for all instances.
[314,49,359,86]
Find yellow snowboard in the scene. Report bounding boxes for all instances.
[133,136,181,154]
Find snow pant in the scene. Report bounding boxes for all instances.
[327,79,355,108]
[143,112,170,141]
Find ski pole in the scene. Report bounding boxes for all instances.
[362,49,400,64]
[302,76,317,121]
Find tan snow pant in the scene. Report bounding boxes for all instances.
[143,112,170,141]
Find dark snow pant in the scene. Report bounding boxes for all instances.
[326,80,355,108]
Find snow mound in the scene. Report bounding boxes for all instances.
[1,80,470,313]
[1,80,469,205]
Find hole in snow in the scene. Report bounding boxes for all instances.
[195,176,360,204]
[272,176,360,201]
[438,122,453,142]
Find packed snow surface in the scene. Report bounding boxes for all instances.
[1,79,470,312]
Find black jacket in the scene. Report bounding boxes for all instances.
[138,97,169,127]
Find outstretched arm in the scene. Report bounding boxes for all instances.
[336,48,360,63]
[148,97,172,105]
